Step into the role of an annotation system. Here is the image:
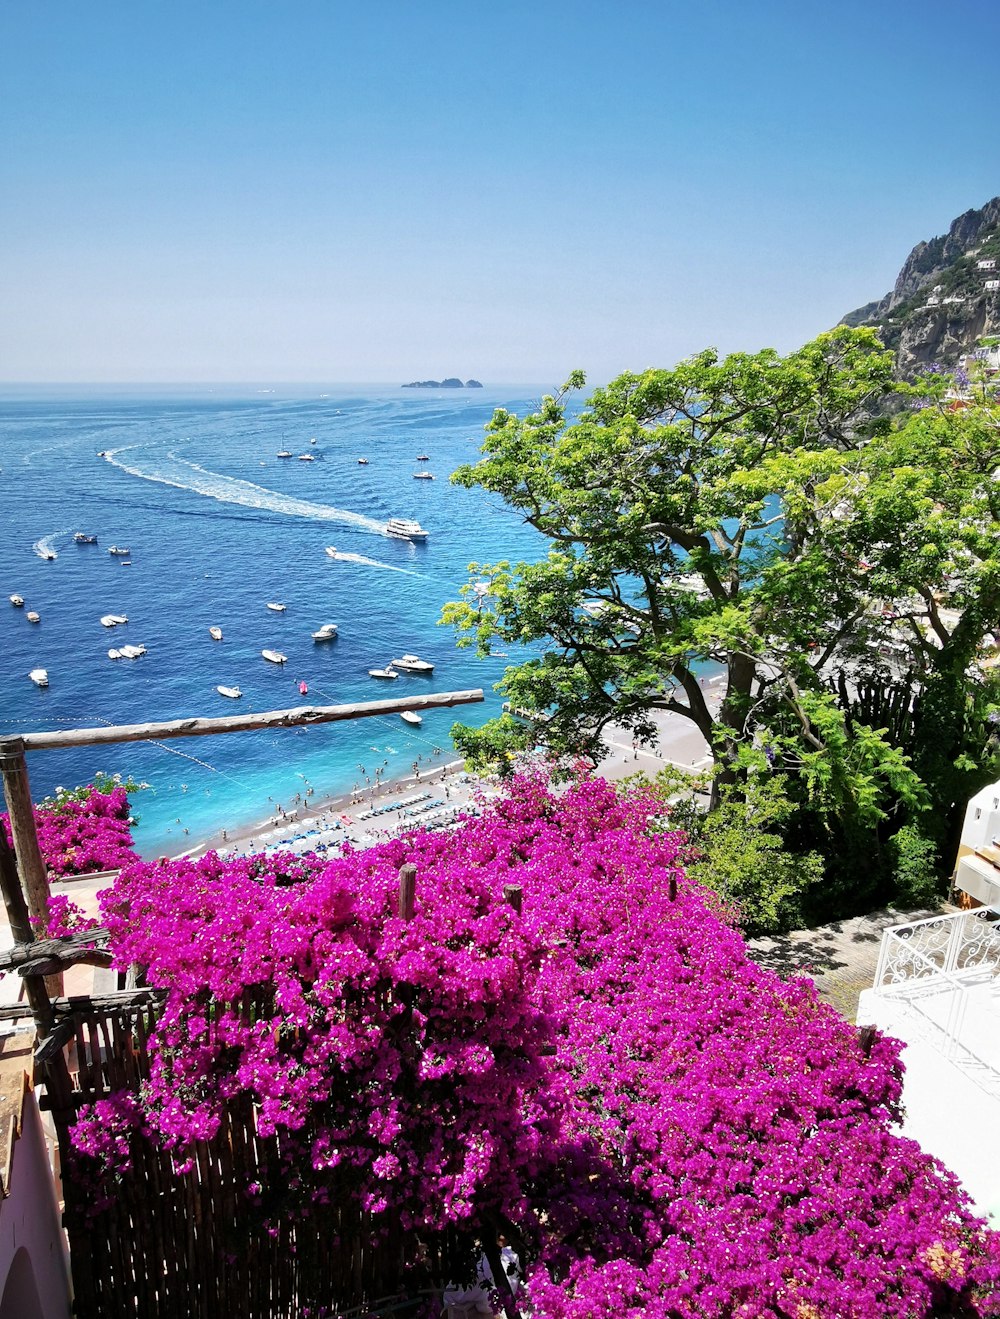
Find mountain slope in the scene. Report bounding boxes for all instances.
[841,196,1000,375]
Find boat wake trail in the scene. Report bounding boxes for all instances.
[33,531,66,559]
[325,550,423,577]
[103,445,387,535]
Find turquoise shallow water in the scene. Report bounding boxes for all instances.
[0,383,547,855]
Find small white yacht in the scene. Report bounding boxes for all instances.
[26,611,40,623]
[107,648,123,660]
[209,626,223,641]
[262,649,287,664]
[391,653,434,673]
[266,602,287,613]
[74,533,97,544]
[312,623,338,642]
[368,666,398,680]
[400,710,422,725]
[10,594,24,607]
[385,518,428,541]
[298,453,315,461]
[100,614,128,627]
[108,546,131,556]
[118,644,146,659]
[29,668,48,688]
[217,685,242,699]
[413,472,434,480]
[277,450,294,459]
[416,454,430,461]
[357,457,369,465]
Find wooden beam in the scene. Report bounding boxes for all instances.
[9,689,484,752]
[0,927,110,973]
[0,988,164,1023]
[0,741,51,931]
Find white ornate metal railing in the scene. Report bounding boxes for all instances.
[872,907,1000,1097]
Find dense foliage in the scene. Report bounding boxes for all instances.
[443,331,1000,923]
[2,778,138,879]
[64,775,1000,1316]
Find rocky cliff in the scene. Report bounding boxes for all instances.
[841,196,1000,376]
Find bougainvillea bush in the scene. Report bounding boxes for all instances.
[3,778,139,878]
[67,775,999,1317]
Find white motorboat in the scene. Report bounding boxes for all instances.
[26,611,40,623]
[298,454,315,461]
[209,626,223,641]
[312,623,338,641]
[385,518,428,541]
[368,666,398,680]
[413,472,434,480]
[217,685,242,699]
[262,649,287,664]
[39,549,57,561]
[390,653,434,673]
[277,450,294,458]
[108,648,123,660]
[74,532,97,544]
[400,710,422,725]
[416,454,430,461]
[325,546,338,558]
[10,594,24,607]
[357,457,369,465]
[100,614,128,627]
[108,546,131,556]
[267,602,287,612]
[310,437,317,445]
[118,644,146,659]
[29,668,48,688]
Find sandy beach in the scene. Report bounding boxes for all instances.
[172,673,725,862]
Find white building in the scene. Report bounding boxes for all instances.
[857,907,1000,1221]
[977,258,996,270]
[986,280,1000,292]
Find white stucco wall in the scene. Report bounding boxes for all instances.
[0,1079,71,1319]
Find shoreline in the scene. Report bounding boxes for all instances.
[168,673,726,862]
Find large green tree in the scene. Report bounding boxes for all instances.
[443,330,1000,909]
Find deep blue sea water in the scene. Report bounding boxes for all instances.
[0,384,548,855]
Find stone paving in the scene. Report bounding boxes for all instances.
[746,905,949,1020]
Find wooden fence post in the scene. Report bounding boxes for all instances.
[398,864,416,921]
[0,738,52,930]
[503,884,523,914]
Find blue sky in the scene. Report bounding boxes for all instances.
[3,0,1000,383]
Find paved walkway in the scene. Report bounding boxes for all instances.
[746,906,948,1020]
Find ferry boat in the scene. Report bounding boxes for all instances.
[385,518,428,542]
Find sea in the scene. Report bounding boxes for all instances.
[0,383,549,857]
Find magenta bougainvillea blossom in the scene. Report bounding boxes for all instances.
[56,775,1000,1314]
[3,782,137,879]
